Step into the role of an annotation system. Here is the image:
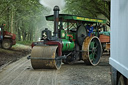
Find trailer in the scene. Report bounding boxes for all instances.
[109,0,128,85]
[99,31,110,51]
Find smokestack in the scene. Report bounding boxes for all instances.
[53,6,60,38]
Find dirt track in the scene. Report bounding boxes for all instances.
[0,52,111,85]
[0,44,31,67]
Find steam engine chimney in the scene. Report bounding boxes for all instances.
[53,6,60,38]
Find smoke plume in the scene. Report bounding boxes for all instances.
[39,0,65,10]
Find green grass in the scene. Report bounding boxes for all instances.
[16,41,33,45]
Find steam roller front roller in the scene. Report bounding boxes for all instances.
[31,46,62,69]
[82,36,102,65]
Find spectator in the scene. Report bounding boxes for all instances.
[102,24,107,31]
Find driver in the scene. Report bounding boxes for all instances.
[86,23,94,36]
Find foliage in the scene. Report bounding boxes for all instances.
[0,0,110,44]
[65,0,110,26]
[16,41,33,45]
[0,0,49,41]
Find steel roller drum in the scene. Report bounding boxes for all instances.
[31,46,61,69]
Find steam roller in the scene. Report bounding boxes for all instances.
[29,6,107,69]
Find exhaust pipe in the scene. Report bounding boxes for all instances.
[53,6,60,38]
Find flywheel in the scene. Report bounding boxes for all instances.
[82,36,102,65]
[76,25,88,46]
[31,46,62,69]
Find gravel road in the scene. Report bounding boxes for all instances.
[0,53,111,85]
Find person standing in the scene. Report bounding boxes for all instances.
[0,27,1,41]
[102,24,107,31]
[0,24,4,41]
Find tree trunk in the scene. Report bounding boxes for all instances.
[10,8,14,33]
[7,7,10,32]
[18,27,21,41]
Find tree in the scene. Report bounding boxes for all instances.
[0,0,49,42]
[65,0,110,26]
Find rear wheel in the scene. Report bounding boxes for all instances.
[118,75,126,85]
[82,36,102,65]
[2,39,12,49]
